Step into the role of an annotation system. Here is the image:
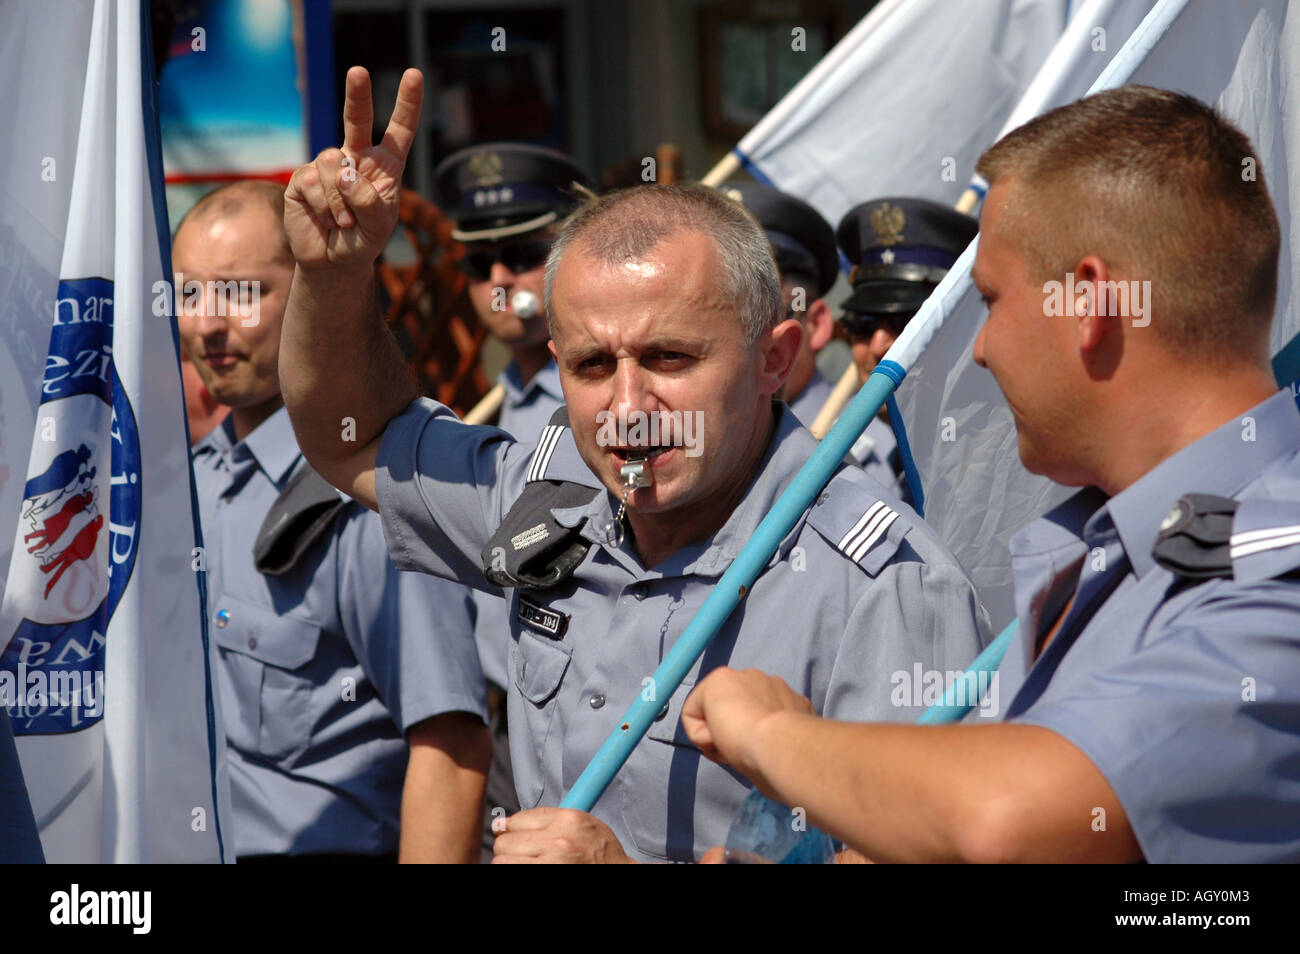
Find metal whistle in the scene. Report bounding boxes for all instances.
[620,456,653,490]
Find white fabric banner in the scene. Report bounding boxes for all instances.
[0,0,228,862]
[732,0,1070,229]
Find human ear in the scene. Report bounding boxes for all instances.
[759,318,803,396]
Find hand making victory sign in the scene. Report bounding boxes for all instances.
[276,67,426,511]
[285,66,425,270]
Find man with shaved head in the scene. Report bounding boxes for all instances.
[277,68,988,863]
[176,180,490,862]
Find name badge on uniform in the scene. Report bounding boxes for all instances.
[517,594,569,640]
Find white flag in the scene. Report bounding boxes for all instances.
[895,0,1300,627]
[0,0,229,862]
[727,0,1070,229]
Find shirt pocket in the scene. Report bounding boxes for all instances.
[620,677,741,862]
[211,592,324,766]
[509,626,572,808]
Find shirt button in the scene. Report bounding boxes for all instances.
[248,637,258,650]
[216,609,230,628]
[631,583,648,601]
[589,692,606,709]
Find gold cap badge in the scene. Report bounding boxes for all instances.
[468,151,504,187]
[871,202,906,246]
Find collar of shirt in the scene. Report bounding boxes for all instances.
[1103,388,1300,580]
[1013,389,1300,579]
[1005,388,1300,691]
[193,405,302,491]
[499,357,564,410]
[547,403,812,579]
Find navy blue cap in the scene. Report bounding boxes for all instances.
[837,197,978,317]
[721,182,839,298]
[434,143,593,242]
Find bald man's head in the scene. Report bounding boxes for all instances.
[174,180,292,264]
[171,180,298,425]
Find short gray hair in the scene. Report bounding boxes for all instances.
[543,184,783,344]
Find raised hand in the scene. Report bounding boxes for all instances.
[284,66,424,272]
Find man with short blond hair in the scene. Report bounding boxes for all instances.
[683,86,1300,863]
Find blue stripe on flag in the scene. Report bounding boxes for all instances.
[139,0,226,864]
[732,147,775,186]
[836,247,853,276]
[873,360,925,514]
[886,393,925,517]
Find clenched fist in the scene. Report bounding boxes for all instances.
[681,667,815,784]
[284,66,423,272]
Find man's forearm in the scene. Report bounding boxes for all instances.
[743,715,1136,863]
[399,715,490,863]
[279,265,419,492]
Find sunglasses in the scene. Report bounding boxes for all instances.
[456,239,551,282]
[840,313,905,340]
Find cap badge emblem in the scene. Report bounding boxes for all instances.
[871,202,906,246]
[469,150,504,187]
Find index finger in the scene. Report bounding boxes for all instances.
[342,66,374,155]
[379,68,425,162]
[495,806,573,834]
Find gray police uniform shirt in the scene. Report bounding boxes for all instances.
[474,358,566,688]
[788,368,904,497]
[192,407,486,857]
[376,396,990,862]
[997,389,1300,862]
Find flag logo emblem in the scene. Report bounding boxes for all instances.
[1,277,141,734]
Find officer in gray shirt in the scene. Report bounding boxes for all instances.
[681,87,1300,863]
[277,67,989,862]
[177,180,489,861]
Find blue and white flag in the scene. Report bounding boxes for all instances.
[894,0,1300,627]
[717,0,1073,228]
[0,0,228,862]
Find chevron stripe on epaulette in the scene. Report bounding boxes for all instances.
[1229,523,1300,559]
[527,424,565,482]
[836,499,900,562]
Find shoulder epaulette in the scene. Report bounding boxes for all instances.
[804,473,911,576]
[253,461,349,576]
[1153,493,1300,582]
[1227,498,1300,583]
